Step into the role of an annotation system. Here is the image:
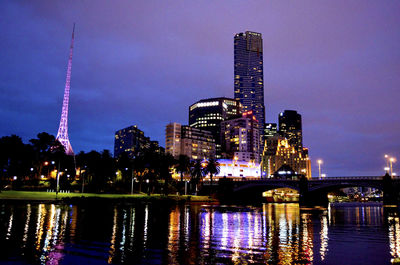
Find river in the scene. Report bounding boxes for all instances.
[0,202,398,264]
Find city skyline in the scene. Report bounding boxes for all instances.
[1,1,399,176]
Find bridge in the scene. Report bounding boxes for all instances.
[206,174,400,206]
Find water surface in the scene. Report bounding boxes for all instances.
[0,202,398,264]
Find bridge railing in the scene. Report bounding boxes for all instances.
[201,176,399,184]
[309,176,384,180]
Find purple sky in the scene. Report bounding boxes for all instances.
[1,1,399,177]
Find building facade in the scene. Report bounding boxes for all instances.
[278,110,302,151]
[165,122,215,160]
[261,137,311,178]
[221,111,260,163]
[234,31,265,137]
[212,159,261,179]
[189,97,242,158]
[114,125,151,158]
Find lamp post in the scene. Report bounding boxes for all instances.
[131,169,134,195]
[390,157,396,177]
[317,159,323,179]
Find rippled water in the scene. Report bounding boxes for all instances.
[0,202,398,264]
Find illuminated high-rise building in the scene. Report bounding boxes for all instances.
[165,122,215,160]
[221,111,260,163]
[189,97,242,158]
[114,125,152,158]
[264,123,277,138]
[278,110,302,151]
[234,31,265,138]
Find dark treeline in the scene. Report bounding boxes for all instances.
[0,132,219,195]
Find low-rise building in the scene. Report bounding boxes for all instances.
[261,137,311,178]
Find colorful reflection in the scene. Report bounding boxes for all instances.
[0,202,398,264]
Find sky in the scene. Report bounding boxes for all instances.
[1,0,399,177]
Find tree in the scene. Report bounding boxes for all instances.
[204,158,220,195]
[159,153,176,195]
[29,132,65,181]
[176,154,191,182]
[115,152,133,187]
[190,159,205,195]
[0,135,32,189]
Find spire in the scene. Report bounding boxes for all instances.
[56,24,75,155]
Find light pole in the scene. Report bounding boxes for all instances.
[131,168,134,195]
[81,165,86,193]
[385,154,390,169]
[56,161,60,199]
[390,157,396,177]
[317,159,323,179]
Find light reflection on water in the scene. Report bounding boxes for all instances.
[0,202,397,264]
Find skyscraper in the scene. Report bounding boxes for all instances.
[56,24,75,155]
[234,31,265,136]
[221,111,260,163]
[114,125,152,158]
[189,97,242,158]
[278,110,302,151]
[165,122,215,160]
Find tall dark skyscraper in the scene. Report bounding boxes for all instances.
[114,125,151,158]
[278,110,303,151]
[234,31,265,136]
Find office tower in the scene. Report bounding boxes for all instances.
[165,122,215,160]
[234,31,265,137]
[261,137,311,178]
[165,123,182,158]
[56,24,75,155]
[220,111,260,163]
[262,123,278,146]
[114,125,151,158]
[278,110,302,150]
[189,97,242,158]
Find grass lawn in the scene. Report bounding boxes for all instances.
[0,190,213,202]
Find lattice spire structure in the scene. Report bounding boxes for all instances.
[56,24,75,155]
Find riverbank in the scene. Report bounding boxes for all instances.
[0,190,217,204]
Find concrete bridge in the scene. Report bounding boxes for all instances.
[209,174,400,206]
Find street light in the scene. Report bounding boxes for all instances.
[321,173,326,179]
[390,157,396,177]
[317,160,323,179]
[385,154,390,169]
[131,168,134,195]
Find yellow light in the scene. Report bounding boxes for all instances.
[317,159,323,165]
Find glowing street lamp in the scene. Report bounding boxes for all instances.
[384,167,390,173]
[321,173,326,179]
[317,159,323,179]
[390,157,396,177]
